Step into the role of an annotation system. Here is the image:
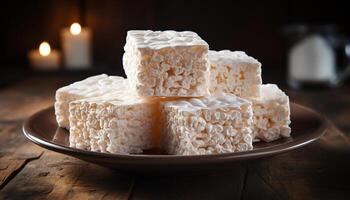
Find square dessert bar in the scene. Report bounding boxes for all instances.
[209,50,262,99]
[253,84,291,142]
[123,30,210,97]
[161,94,253,155]
[55,74,128,129]
[69,95,159,154]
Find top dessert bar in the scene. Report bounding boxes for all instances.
[123,30,210,97]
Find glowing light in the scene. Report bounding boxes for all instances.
[39,41,51,56]
[70,23,82,35]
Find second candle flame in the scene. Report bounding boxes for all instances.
[70,23,82,35]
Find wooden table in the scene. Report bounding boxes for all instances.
[1,75,350,200]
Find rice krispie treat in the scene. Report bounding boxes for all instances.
[252,84,291,142]
[123,30,210,97]
[69,95,159,154]
[209,50,262,99]
[55,74,128,129]
[161,94,253,155]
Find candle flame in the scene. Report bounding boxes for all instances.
[39,42,51,56]
[70,23,81,35]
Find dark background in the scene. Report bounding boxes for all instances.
[0,0,349,79]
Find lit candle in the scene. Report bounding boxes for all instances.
[28,41,60,70]
[61,22,92,69]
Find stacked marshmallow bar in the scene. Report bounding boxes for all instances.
[252,84,291,142]
[161,94,253,155]
[208,50,262,99]
[69,95,158,154]
[123,30,210,96]
[55,74,128,129]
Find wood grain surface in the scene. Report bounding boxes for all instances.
[0,76,349,200]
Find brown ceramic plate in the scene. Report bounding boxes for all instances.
[23,103,327,173]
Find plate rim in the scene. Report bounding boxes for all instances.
[23,102,327,164]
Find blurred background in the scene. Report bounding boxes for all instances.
[1,0,349,86]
